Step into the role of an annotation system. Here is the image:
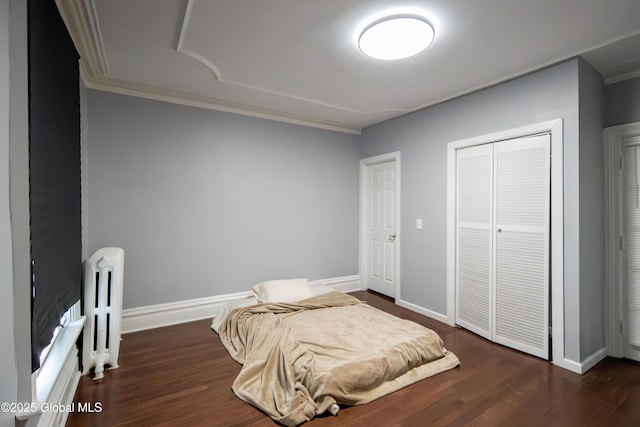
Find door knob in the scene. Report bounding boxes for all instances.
[388,234,396,241]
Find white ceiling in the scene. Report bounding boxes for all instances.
[57,0,640,134]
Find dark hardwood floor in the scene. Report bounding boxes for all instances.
[67,291,640,426]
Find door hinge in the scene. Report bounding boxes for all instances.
[620,320,624,335]
[620,155,624,170]
[620,235,624,251]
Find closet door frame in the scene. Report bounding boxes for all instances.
[446,119,565,366]
[604,121,640,358]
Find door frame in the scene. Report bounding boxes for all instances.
[446,119,565,366]
[604,121,640,357]
[359,152,401,299]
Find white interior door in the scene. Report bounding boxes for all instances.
[493,135,550,359]
[367,161,396,297]
[455,144,494,340]
[622,136,640,362]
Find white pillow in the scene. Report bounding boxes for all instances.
[252,278,314,303]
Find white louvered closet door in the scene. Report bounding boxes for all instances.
[494,135,550,359]
[455,134,550,359]
[455,144,494,340]
[623,136,640,362]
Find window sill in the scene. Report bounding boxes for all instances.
[16,315,86,420]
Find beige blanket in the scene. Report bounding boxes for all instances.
[217,292,459,426]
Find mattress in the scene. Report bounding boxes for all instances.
[214,291,459,426]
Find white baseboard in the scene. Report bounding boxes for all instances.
[122,275,361,333]
[315,275,362,293]
[396,299,449,324]
[578,346,608,373]
[554,346,608,374]
[553,358,582,374]
[393,296,609,376]
[121,291,251,333]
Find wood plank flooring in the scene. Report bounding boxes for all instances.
[67,291,640,426]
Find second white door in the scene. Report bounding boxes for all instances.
[367,161,397,297]
[622,136,640,363]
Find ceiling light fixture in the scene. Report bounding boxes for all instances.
[358,15,435,61]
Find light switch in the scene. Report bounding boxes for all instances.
[416,218,423,230]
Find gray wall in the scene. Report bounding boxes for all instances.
[1,0,18,425]
[10,0,34,406]
[87,91,361,308]
[604,75,640,127]
[578,59,606,358]
[360,59,592,362]
[5,0,33,420]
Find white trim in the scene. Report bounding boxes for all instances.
[313,275,362,293]
[35,317,85,404]
[55,0,109,77]
[555,358,582,374]
[62,0,365,140]
[359,152,402,300]
[604,121,640,358]
[55,0,362,135]
[579,347,609,373]
[174,0,222,80]
[396,299,448,324]
[605,124,622,357]
[16,311,85,424]
[122,292,251,334]
[446,119,565,365]
[556,347,608,375]
[121,275,361,333]
[604,61,640,85]
[81,68,362,136]
[174,0,373,117]
[33,350,83,427]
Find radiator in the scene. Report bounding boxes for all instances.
[82,247,125,380]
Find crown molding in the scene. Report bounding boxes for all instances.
[57,0,363,134]
[604,60,640,85]
[80,62,362,135]
[58,0,367,134]
[55,0,109,77]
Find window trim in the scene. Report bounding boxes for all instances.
[16,300,85,420]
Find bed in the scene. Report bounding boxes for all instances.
[212,280,459,426]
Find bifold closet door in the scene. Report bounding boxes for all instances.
[494,135,550,359]
[455,134,550,359]
[455,144,493,340]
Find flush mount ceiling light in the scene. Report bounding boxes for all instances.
[358,15,435,60]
